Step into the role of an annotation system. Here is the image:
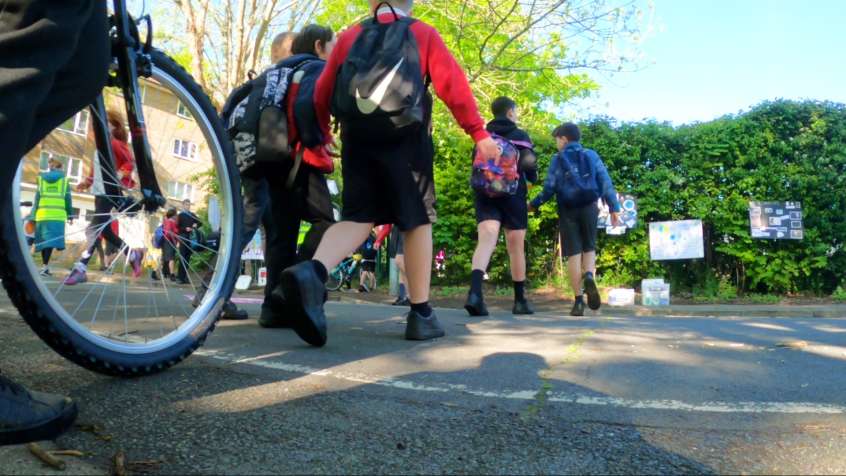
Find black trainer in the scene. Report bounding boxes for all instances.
[258,303,292,329]
[583,272,601,310]
[220,301,249,320]
[405,310,445,341]
[513,299,534,315]
[0,374,78,446]
[279,262,328,347]
[570,300,585,317]
[464,291,489,317]
[392,296,410,306]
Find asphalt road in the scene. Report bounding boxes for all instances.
[2,294,846,474]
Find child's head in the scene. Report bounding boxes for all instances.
[107,109,128,143]
[270,31,295,64]
[491,96,518,123]
[553,123,581,151]
[47,157,63,170]
[291,24,335,60]
[166,208,177,219]
[369,0,413,13]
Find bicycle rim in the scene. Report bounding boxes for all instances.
[12,59,237,357]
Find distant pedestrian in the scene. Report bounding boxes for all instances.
[31,158,72,277]
[529,123,621,316]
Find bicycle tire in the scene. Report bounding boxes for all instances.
[326,266,345,292]
[1,49,242,377]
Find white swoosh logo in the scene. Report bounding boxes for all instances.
[355,58,404,114]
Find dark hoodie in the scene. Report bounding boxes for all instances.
[485,117,538,197]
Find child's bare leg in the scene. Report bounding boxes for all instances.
[402,224,432,304]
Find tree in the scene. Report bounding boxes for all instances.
[168,0,322,105]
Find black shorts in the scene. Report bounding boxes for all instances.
[475,193,528,230]
[361,259,376,272]
[559,201,598,257]
[340,126,436,232]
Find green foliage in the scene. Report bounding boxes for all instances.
[833,286,846,302]
[431,100,846,297]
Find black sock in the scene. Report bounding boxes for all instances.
[398,283,407,300]
[514,281,526,302]
[411,301,433,318]
[575,295,584,304]
[311,260,328,283]
[470,269,484,295]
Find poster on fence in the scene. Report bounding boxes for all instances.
[241,228,264,261]
[598,193,638,235]
[649,220,704,261]
[749,201,803,240]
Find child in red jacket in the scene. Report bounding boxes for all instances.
[279,0,499,346]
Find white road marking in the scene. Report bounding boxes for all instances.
[196,349,846,415]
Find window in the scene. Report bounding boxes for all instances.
[57,110,90,136]
[165,181,194,201]
[38,151,84,185]
[176,101,193,120]
[172,139,198,161]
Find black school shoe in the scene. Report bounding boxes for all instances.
[258,303,292,329]
[570,300,585,317]
[513,299,535,315]
[279,262,328,347]
[392,296,411,306]
[464,291,489,317]
[0,374,78,446]
[405,310,445,341]
[583,272,601,311]
[220,301,249,320]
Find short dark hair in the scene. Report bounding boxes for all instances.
[553,123,581,142]
[166,208,177,218]
[291,24,334,56]
[491,96,517,118]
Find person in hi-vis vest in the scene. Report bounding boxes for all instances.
[31,157,73,277]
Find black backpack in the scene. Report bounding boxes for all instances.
[331,3,429,138]
[221,56,314,174]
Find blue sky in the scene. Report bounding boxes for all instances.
[576,0,846,125]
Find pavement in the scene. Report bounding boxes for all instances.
[2,294,846,474]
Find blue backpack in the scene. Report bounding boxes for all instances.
[559,149,600,207]
[152,225,165,249]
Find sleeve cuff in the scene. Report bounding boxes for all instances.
[471,129,491,143]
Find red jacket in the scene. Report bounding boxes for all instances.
[163,217,179,244]
[286,66,334,173]
[314,12,489,146]
[80,138,137,190]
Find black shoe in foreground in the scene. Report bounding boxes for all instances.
[220,301,249,320]
[513,299,535,315]
[258,303,292,329]
[405,310,445,341]
[280,262,328,347]
[583,272,601,310]
[0,374,78,446]
[570,300,586,317]
[464,291,489,317]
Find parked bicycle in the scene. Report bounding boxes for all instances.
[5,0,242,377]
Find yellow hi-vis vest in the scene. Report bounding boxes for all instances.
[35,175,69,222]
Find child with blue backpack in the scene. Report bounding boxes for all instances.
[529,123,621,316]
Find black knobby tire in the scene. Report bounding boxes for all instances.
[0,50,242,377]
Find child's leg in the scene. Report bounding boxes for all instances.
[581,251,596,277]
[403,224,432,304]
[41,248,53,266]
[313,221,373,272]
[471,220,500,272]
[567,253,583,297]
[505,229,527,282]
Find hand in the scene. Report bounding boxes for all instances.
[476,137,500,160]
[610,212,622,227]
[76,184,88,193]
[373,242,381,250]
[325,138,340,158]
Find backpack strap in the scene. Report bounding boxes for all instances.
[285,146,305,190]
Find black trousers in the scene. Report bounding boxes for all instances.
[177,238,193,283]
[240,163,335,306]
[81,196,128,266]
[0,0,108,185]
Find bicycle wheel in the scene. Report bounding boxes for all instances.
[1,49,242,377]
[326,264,346,292]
